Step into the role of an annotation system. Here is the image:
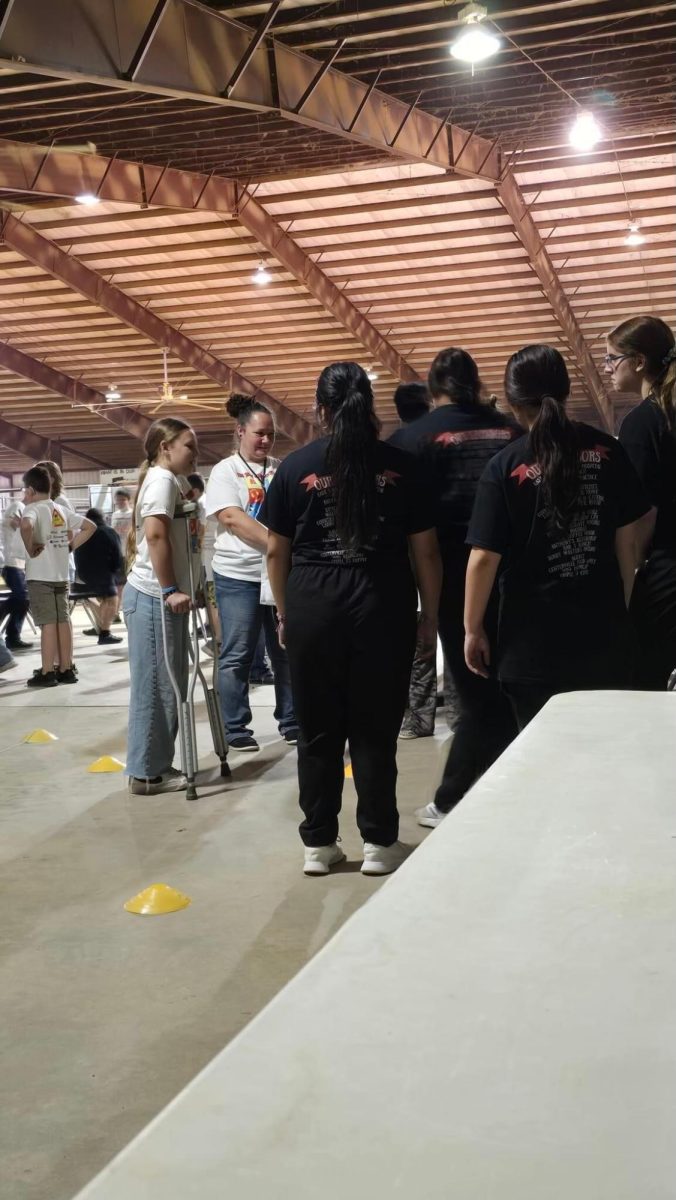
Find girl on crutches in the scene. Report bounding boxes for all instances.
[123,417,200,796]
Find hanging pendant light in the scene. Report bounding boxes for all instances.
[568,111,602,151]
[252,261,272,285]
[625,222,645,247]
[450,3,500,67]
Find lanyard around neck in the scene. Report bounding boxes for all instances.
[238,452,267,487]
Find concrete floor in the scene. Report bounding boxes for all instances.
[0,615,447,1200]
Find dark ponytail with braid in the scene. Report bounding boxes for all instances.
[505,345,580,533]
[316,362,380,552]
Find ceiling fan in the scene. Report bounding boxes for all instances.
[147,348,223,414]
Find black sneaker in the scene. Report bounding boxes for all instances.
[27,670,58,688]
[98,632,123,645]
[229,735,260,752]
[82,628,99,637]
[6,639,33,652]
[56,667,78,684]
[283,729,299,746]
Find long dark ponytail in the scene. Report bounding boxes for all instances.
[317,362,380,552]
[505,345,580,533]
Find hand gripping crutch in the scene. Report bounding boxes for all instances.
[158,501,201,801]
[187,563,231,779]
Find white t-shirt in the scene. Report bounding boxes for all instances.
[111,505,133,555]
[23,500,83,582]
[1,500,25,568]
[205,454,279,583]
[127,467,200,598]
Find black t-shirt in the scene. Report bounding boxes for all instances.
[619,395,676,554]
[74,524,123,585]
[391,403,520,553]
[263,437,435,570]
[467,422,650,686]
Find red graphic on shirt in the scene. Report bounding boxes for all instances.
[510,463,541,485]
[380,469,401,486]
[301,473,330,492]
[434,428,513,447]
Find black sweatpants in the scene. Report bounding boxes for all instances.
[631,551,676,690]
[284,564,417,848]
[434,551,517,814]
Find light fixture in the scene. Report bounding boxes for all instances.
[568,111,602,152]
[625,221,645,247]
[450,3,500,67]
[366,368,379,382]
[75,192,101,205]
[104,385,121,402]
[252,262,272,285]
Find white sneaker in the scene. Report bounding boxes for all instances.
[361,841,410,876]
[415,801,447,829]
[303,843,346,876]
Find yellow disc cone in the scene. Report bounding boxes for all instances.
[124,883,192,916]
[344,762,353,779]
[88,755,125,773]
[23,729,59,744]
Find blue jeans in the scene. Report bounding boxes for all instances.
[0,566,29,644]
[122,583,189,779]
[214,573,296,742]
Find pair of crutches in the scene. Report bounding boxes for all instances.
[157,501,230,801]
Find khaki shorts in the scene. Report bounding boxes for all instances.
[27,580,69,626]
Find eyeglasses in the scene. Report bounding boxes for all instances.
[603,353,631,369]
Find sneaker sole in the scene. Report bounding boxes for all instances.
[361,861,400,875]
[229,744,260,753]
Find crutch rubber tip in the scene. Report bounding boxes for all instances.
[221,761,232,778]
[186,785,198,801]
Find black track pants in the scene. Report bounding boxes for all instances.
[284,564,417,847]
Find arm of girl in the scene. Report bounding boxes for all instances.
[615,522,641,606]
[408,528,442,659]
[267,532,292,647]
[145,515,192,613]
[464,548,501,677]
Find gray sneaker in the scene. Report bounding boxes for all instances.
[128,774,188,795]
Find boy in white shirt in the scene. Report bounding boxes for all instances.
[20,465,95,688]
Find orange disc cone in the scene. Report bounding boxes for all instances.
[124,883,191,916]
[23,729,58,744]
[344,762,353,778]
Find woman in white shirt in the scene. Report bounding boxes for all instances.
[205,394,297,752]
[122,417,200,796]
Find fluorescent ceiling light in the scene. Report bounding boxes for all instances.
[366,368,379,382]
[568,111,602,151]
[105,386,121,402]
[75,192,101,205]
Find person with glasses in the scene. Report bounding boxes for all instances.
[606,315,676,688]
[204,393,297,752]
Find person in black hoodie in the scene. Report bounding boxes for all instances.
[73,508,124,645]
[394,347,519,828]
[265,362,441,878]
[606,315,676,689]
[465,344,649,729]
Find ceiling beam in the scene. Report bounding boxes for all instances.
[0,139,419,381]
[0,0,501,179]
[232,185,419,382]
[0,411,109,468]
[1,213,314,445]
[495,170,613,432]
[0,334,155,447]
